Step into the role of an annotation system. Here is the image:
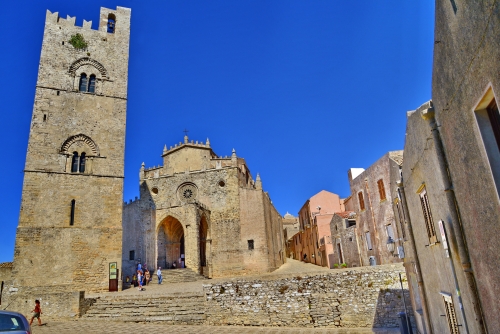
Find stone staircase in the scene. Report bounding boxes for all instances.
[157,268,207,284]
[82,291,207,324]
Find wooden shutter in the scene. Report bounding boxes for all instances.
[358,192,365,210]
[377,179,386,200]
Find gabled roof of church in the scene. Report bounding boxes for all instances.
[161,136,217,158]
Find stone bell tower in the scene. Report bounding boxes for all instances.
[11,7,131,293]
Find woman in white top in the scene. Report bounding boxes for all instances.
[137,270,143,290]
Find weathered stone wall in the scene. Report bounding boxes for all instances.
[0,263,13,284]
[431,2,500,333]
[401,103,485,334]
[203,264,412,328]
[239,188,275,274]
[330,214,360,268]
[348,152,403,266]
[122,198,151,277]
[2,287,89,321]
[262,192,285,271]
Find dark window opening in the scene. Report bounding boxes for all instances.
[71,152,79,173]
[487,98,500,152]
[79,73,87,92]
[248,240,254,250]
[62,41,65,45]
[43,114,47,122]
[88,75,96,93]
[70,199,76,226]
[79,152,86,173]
[129,250,135,261]
[107,14,116,33]
[57,91,60,96]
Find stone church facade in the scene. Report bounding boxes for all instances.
[122,136,285,278]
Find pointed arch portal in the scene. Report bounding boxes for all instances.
[157,216,184,269]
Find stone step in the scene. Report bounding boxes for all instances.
[84,314,206,323]
[87,305,204,313]
[82,289,207,324]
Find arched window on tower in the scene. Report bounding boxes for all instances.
[79,73,88,92]
[107,14,116,33]
[71,152,79,173]
[79,152,86,173]
[88,75,96,93]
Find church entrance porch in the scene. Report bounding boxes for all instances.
[157,216,185,269]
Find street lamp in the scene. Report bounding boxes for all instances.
[386,236,395,253]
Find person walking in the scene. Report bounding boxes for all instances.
[29,299,42,326]
[132,273,137,287]
[157,267,162,284]
[144,269,150,286]
[137,270,143,291]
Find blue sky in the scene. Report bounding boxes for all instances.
[0,1,434,262]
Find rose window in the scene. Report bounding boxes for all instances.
[183,189,193,199]
[177,183,198,203]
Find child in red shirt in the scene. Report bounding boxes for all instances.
[29,299,42,326]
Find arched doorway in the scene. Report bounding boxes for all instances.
[199,215,208,274]
[157,216,185,269]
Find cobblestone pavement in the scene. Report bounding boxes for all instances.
[31,321,400,334]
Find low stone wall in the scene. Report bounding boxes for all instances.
[203,264,412,328]
[0,262,13,283]
[1,283,90,321]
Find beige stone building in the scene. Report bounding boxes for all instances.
[122,136,285,279]
[348,151,404,267]
[329,212,360,268]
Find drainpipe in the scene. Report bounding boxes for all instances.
[397,182,432,334]
[421,103,487,334]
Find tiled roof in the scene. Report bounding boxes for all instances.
[335,211,356,219]
[0,262,13,268]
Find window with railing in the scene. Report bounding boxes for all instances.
[419,187,437,243]
[442,293,460,334]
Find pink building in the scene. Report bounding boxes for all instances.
[292,190,344,268]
